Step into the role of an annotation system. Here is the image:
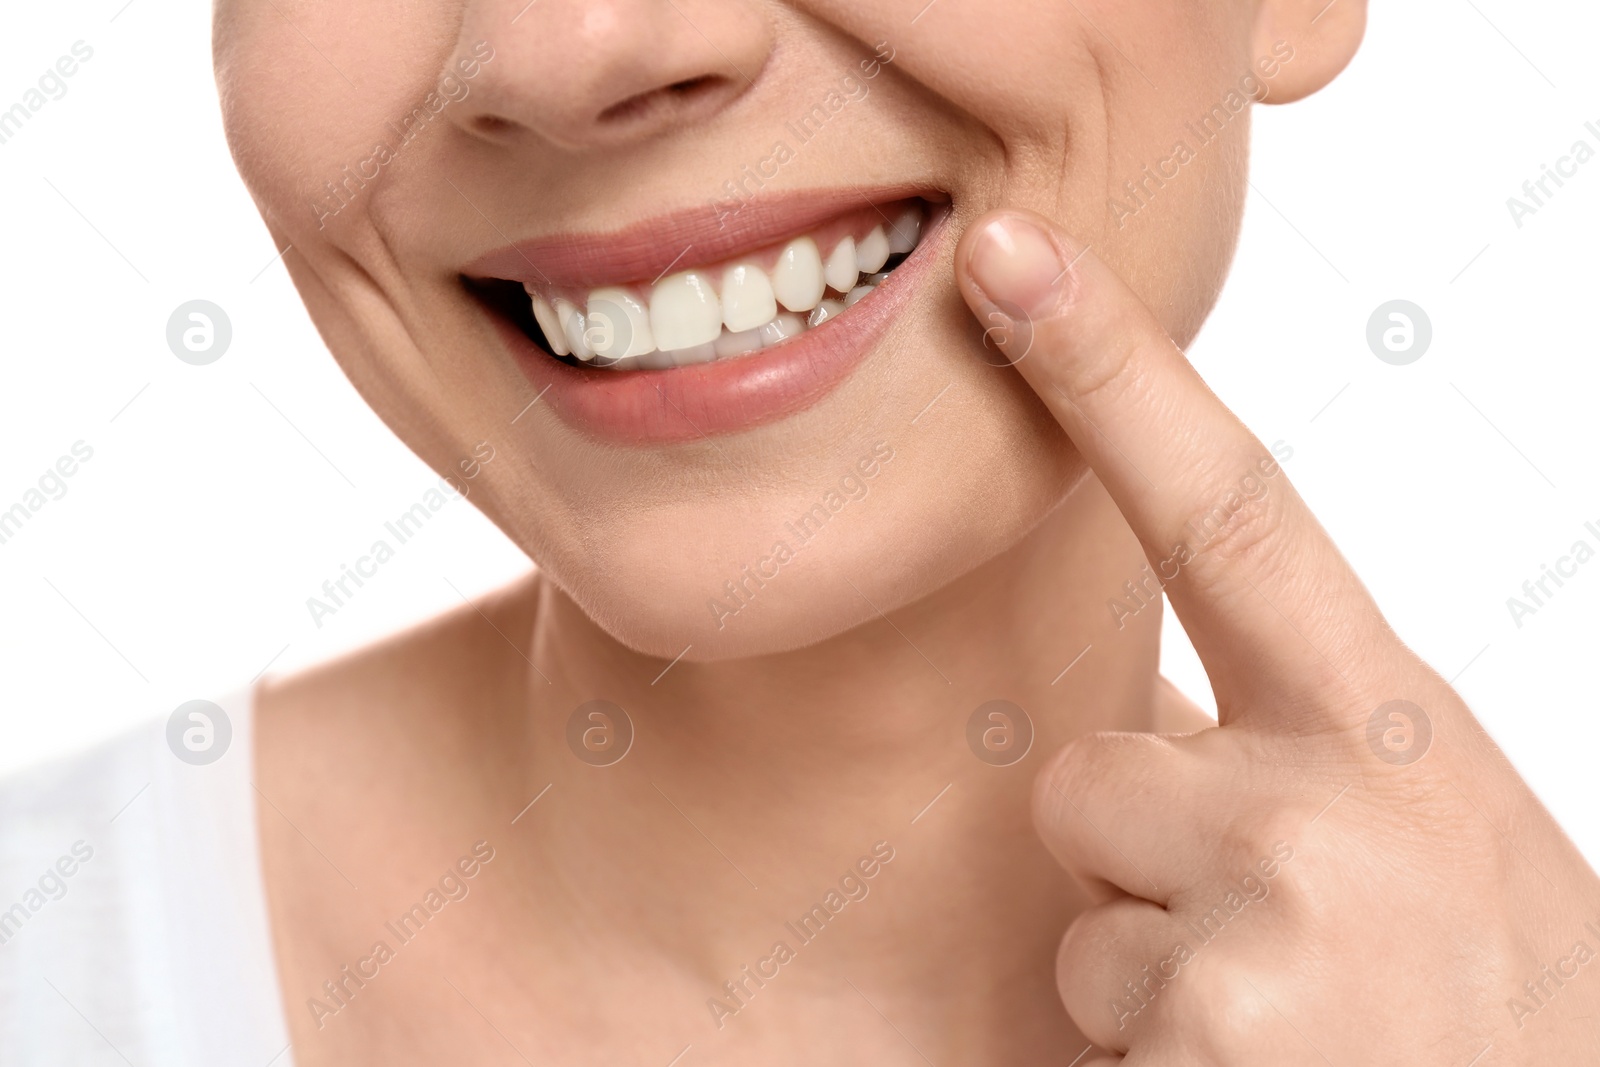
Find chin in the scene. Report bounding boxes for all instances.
[534,411,1083,663]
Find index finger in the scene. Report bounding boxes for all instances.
[954,209,1381,720]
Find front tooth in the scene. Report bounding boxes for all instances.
[844,284,874,307]
[720,263,778,333]
[649,271,723,351]
[824,237,858,293]
[856,226,890,274]
[758,312,806,348]
[529,293,571,356]
[586,287,656,359]
[771,237,826,313]
[556,298,594,360]
[887,207,922,254]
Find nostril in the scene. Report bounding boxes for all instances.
[597,75,729,126]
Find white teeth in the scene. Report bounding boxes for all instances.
[771,236,826,313]
[527,204,928,370]
[586,287,655,359]
[758,312,805,348]
[887,207,921,255]
[529,293,571,356]
[720,263,778,333]
[824,237,858,293]
[844,284,874,308]
[808,298,845,328]
[649,271,723,351]
[856,226,890,274]
[715,327,764,358]
[556,298,594,361]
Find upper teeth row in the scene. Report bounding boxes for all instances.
[523,205,923,368]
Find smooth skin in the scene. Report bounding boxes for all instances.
[217,0,1600,1062]
[957,211,1600,1063]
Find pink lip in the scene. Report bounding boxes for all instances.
[465,184,942,290]
[477,198,951,446]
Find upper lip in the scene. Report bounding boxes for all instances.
[463,184,944,290]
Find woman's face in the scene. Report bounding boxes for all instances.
[213,0,1343,659]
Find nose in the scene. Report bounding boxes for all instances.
[447,0,773,151]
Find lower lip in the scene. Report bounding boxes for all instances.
[489,208,950,446]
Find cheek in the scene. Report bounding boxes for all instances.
[214,0,456,236]
[793,0,1091,159]
[798,0,1257,342]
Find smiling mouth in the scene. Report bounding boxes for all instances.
[470,197,935,371]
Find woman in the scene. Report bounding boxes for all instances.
[4,0,1597,1063]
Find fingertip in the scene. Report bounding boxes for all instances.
[955,208,1082,322]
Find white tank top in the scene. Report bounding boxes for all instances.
[0,687,294,1066]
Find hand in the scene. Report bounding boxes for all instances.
[954,209,1600,1065]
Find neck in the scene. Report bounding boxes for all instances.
[511,478,1161,1054]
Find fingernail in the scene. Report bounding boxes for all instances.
[967,214,1068,318]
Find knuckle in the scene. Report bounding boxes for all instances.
[1058,330,1155,410]
[1032,734,1103,828]
[1054,910,1104,993]
[1032,732,1174,832]
[1168,953,1275,1054]
[1058,898,1135,973]
[1221,805,1308,870]
[1181,473,1294,581]
[1056,902,1166,1047]
[1205,805,1336,930]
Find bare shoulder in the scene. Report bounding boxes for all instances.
[255,570,542,774]
[253,571,548,1063]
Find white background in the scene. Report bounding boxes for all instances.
[1,2,1596,861]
